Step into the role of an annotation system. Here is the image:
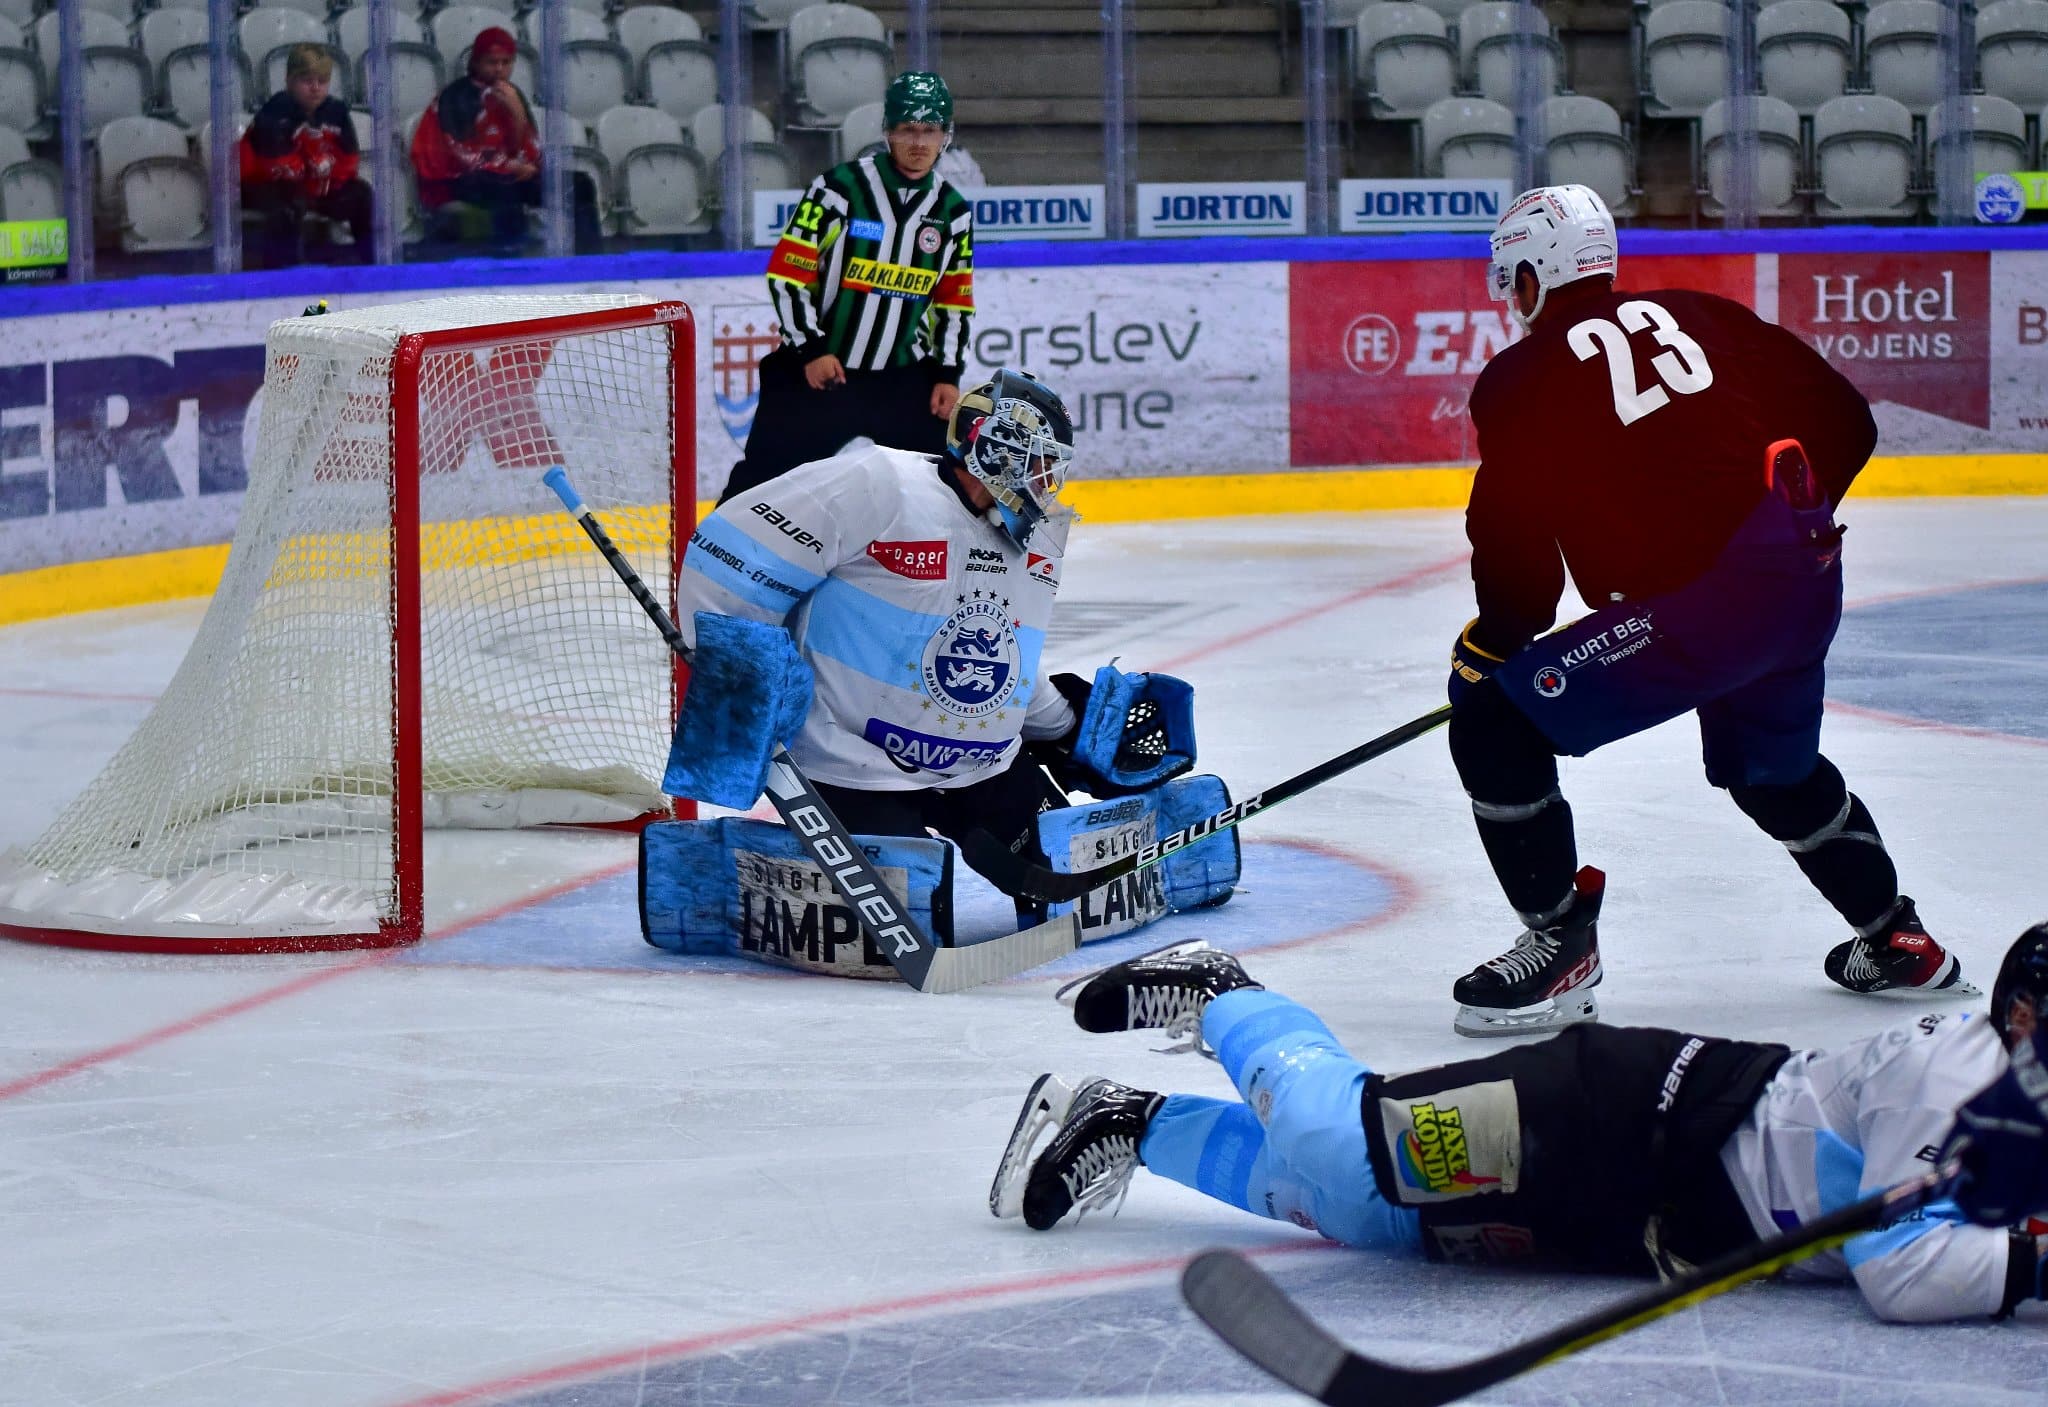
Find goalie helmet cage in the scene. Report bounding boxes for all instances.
[0,294,695,954]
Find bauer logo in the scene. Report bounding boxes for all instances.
[1136,182,1306,238]
[961,186,1105,242]
[712,304,782,449]
[921,594,1021,718]
[1339,179,1511,233]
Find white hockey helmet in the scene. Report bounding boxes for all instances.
[1487,184,1617,330]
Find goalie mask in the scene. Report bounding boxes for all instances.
[948,368,1076,548]
[1487,184,1617,331]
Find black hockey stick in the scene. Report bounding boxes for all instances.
[958,705,1453,903]
[542,468,1078,994]
[1181,1163,1956,1407]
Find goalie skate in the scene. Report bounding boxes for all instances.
[1454,866,1605,1039]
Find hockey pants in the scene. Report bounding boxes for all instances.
[1138,990,1424,1251]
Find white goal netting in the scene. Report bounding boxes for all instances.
[0,294,687,947]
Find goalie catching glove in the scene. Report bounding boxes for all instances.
[662,613,815,810]
[1037,664,1197,799]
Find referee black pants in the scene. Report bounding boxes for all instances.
[720,348,949,503]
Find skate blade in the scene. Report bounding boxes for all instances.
[1454,991,1599,1039]
[1053,937,1219,1011]
[990,1073,1078,1220]
[1852,976,1984,1001]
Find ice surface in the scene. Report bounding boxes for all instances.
[2,501,2045,1407]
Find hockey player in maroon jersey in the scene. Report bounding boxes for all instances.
[1441,184,1970,1038]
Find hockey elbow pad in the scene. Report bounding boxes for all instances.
[1061,664,1197,798]
[662,613,815,810]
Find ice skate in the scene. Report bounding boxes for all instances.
[1825,898,1978,998]
[1453,866,1605,1038]
[989,1074,1161,1231]
[1056,939,1261,1051]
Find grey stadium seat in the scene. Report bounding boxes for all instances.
[1813,94,1918,219]
[334,8,443,120]
[36,10,153,137]
[160,39,250,132]
[690,103,779,165]
[98,112,210,251]
[1458,2,1563,107]
[1356,4,1456,121]
[1925,93,2030,181]
[1701,95,1805,218]
[1544,94,1636,217]
[0,15,46,139]
[617,6,704,71]
[626,10,718,125]
[249,0,331,17]
[1976,0,2048,113]
[1862,0,1946,113]
[1755,0,1852,116]
[597,104,711,237]
[1642,1,1729,119]
[787,4,893,129]
[553,10,634,124]
[838,99,884,161]
[0,124,62,223]
[1420,96,1517,180]
[539,107,612,233]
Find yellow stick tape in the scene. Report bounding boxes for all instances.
[6,453,2045,626]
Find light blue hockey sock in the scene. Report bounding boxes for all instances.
[1140,1095,1272,1216]
[1145,988,1422,1252]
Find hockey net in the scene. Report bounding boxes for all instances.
[0,293,693,952]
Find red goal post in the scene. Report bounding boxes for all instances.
[0,294,697,953]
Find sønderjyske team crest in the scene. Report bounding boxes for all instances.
[922,596,1021,718]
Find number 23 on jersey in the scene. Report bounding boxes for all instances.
[1567,299,1715,427]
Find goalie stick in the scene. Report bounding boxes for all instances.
[1180,1163,1957,1407]
[542,467,1079,995]
[959,705,1454,904]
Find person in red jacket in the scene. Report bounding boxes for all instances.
[239,45,372,268]
[408,26,598,254]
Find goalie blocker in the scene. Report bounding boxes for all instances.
[642,775,1239,979]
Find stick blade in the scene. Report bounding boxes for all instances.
[917,913,1080,994]
[1182,1251,1349,1403]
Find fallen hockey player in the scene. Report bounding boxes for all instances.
[992,926,2048,1323]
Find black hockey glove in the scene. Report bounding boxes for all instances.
[1448,618,1509,707]
[1944,1023,2048,1228]
[1025,672,1099,798]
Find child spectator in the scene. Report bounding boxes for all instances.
[239,44,372,268]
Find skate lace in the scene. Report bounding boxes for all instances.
[1482,931,1562,984]
[1845,941,1884,982]
[1128,985,1211,1056]
[1062,1133,1141,1222]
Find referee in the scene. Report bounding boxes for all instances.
[720,72,976,503]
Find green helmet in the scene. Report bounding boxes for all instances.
[884,71,953,131]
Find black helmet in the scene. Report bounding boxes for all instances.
[1991,921,2048,1040]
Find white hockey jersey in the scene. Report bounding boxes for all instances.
[1719,1012,2014,1322]
[678,446,1078,791]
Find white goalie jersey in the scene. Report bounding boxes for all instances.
[679,445,1078,791]
[1719,1012,2016,1322]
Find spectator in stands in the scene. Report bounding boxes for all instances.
[239,44,373,268]
[409,25,600,255]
